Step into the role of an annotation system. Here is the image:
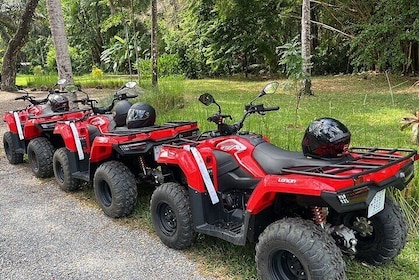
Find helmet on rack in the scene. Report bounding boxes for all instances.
[126,102,156,129]
[302,117,351,159]
[112,100,133,127]
[48,94,69,112]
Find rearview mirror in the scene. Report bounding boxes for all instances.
[199,93,215,106]
[57,79,67,86]
[125,81,137,89]
[262,82,279,95]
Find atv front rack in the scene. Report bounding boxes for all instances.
[281,147,417,179]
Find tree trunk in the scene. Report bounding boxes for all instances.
[301,0,313,95]
[151,0,158,87]
[46,0,73,84]
[1,0,39,92]
[46,0,76,107]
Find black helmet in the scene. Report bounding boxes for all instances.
[126,102,156,129]
[112,100,132,127]
[302,117,351,158]
[48,94,69,112]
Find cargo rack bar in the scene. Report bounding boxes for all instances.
[280,147,417,179]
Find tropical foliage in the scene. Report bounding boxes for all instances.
[2,0,419,78]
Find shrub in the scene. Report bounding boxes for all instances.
[91,66,104,79]
[33,65,43,76]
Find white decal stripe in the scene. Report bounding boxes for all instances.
[190,147,219,204]
[13,112,24,140]
[67,121,84,160]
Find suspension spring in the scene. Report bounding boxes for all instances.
[312,206,326,228]
[138,156,147,176]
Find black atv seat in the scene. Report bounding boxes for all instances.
[253,141,345,175]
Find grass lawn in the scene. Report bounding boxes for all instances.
[28,73,419,279]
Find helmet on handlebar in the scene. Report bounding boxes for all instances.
[126,102,156,128]
[112,100,133,127]
[48,94,69,112]
[302,117,351,159]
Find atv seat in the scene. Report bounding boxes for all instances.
[253,142,346,175]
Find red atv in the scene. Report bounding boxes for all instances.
[52,88,199,218]
[2,80,100,178]
[151,82,417,279]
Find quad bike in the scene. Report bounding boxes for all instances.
[2,79,100,178]
[52,84,199,218]
[2,81,142,178]
[151,82,418,279]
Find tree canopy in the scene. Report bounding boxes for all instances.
[1,0,419,79]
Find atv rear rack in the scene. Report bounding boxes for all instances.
[102,121,197,136]
[281,147,417,179]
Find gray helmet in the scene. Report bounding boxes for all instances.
[112,100,132,127]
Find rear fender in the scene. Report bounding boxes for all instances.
[89,136,115,163]
[23,119,42,139]
[246,175,337,214]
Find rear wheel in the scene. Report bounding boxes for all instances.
[256,218,346,280]
[3,131,23,164]
[150,182,196,250]
[27,137,54,178]
[53,147,81,192]
[332,196,408,265]
[93,161,137,218]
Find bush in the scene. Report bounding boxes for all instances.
[91,66,104,79]
[33,65,43,76]
[158,53,181,77]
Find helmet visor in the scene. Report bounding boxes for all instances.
[127,108,149,121]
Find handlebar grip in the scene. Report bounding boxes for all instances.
[93,107,108,114]
[207,115,219,123]
[263,106,280,112]
[15,96,25,101]
[126,94,138,99]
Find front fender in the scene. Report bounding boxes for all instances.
[157,146,206,192]
[3,111,27,138]
[54,122,77,151]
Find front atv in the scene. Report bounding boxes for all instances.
[150,82,417,280]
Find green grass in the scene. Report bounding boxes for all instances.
[34,73,419,279]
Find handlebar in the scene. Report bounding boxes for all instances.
[206,104,279,136]
[114,93,138,100]
[14,95,48,105]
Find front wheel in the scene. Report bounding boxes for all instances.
[53,147,82,192]
[332,196,408,265]
[255,218,346,280]
[93,161,137,218]
[27,137,55,178]
[150,182,197,250]
[3,131,23,164]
